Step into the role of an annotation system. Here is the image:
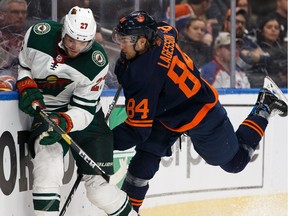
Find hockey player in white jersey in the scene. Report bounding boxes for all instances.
[16,6,137,216]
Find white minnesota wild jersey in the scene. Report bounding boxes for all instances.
[18,21,109,131]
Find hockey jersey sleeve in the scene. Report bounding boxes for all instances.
[18,26,35,80]
[65,64,108,131]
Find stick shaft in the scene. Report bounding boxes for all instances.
[59,174,83,216]
[35,106,110,182]
[57,86,122,215]
[105,85,122,122]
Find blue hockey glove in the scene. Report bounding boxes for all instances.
[40,112,73,145]
[17,77,46,116]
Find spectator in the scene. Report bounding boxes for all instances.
[178,17,212,68]
[0,0,27,32]
[0,0,28,90]
[205,0,228,32]
[236,0,257,32]
[256,16,287,88]
[26,0,51,21]
[165,0,217,33]
[268,0,287,42]
[223,7,250,37]
[237,0,249,13]
[201,32,250,88]
[223,7,271,87]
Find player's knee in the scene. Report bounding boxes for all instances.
[83,175,135,215]
[129,150,161,179]
[220,147,251,173]
[33,144,64,188]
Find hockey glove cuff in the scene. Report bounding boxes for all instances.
[40,112,73,145]
[17,77,46,116]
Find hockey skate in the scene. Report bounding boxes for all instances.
[252,76,287,118]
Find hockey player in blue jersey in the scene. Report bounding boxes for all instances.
[16,6,137,216]
[111,10,288,213]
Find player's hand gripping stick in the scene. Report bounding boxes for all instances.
[32,103,110,182]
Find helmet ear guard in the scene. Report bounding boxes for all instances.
[112,10,157,44]
[62,6,96,44]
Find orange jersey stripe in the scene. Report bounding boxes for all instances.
[126,119,153,124]
[125,119,153,127]
[162,78,219,132]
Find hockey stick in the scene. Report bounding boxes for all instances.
[34,105,109,216]
[33,104,111,182]
[58,85,123,216]
[59,173,82,216]
[105,85,122,122]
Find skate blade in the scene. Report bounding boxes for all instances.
[263,76,288,105]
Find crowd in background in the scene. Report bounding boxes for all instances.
[0,0,287,91]
[167,0,287,88]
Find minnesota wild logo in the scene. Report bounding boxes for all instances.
[33,23,51,35]
[92,50,106,67]
[35,75,73,96]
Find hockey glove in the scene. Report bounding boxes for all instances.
[27,115,50,158]
[40,112,73,145]
[17,77,46,116]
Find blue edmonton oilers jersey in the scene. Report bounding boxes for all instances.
[113,22,218,146]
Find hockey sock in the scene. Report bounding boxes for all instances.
[236,114,268,150]
[121,179,149,212]
[33,192,60,213]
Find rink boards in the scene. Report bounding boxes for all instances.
[0,90,287,216]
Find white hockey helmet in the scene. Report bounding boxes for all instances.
[62,6,97,42]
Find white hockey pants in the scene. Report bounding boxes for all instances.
[32,140,64,216]
[83,175,138,215]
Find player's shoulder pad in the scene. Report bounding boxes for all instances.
[157,21,179,42]
[27,20,61,52]
[83,42,108,71]
[31,20,61,37]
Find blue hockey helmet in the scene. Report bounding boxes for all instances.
[112,10,157,44]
